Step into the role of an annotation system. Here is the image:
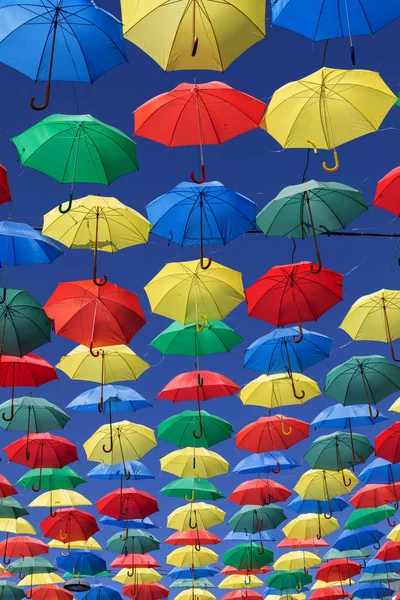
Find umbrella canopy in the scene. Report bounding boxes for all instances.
[99,517,156,529]
[0,536,48,561]
[68,385,151,415]
[40,508,99,547]
[223,543,273,570]
[303,432,374,471]
[0,498,27,520]
[157,371,239,402]
[110,553,160,569]
[170,579,213,589]
[316,559,361,582]
[168,567,219,580]
[0,167,10,205]
[56,551,106,578]
[344,506,397,530]
[0,519,36,536]
[0,581,25,600]
[164,530,221,546]
[283,514,339,540]
[113,568,162,585]
[236,416,310,455]
[273,551,320,572]
[350,482,400,509]
[239,373,321,410]
[374,166,400,216]
[122,583,168,600]
[231,452,300,475]
[0,396,69,436]
[174,592,214,600]
[294,469,359,502]
[29,585,73,600]
[87,461,153,481]
[17,467,84,492]
[167,546,218,568]
[376,541,400,561]
[228,479,292,506]
[352,584,394,599]
[0,221,62,268]
[375,422,400,463]
[312,404,388,429]
[0,477,16,500]
[8,556,56,575]
[266,571,312,592]
[359,457,400,485]
[29,489,91,511]
[228,505,286,533]
[160,448,228,479]
[160,478,224,502]
[83,584,122,600]
[167,503,225,532]
[288,496,349,515]
[332,526,384,551]
[278,538,329,549]
[96,488,158,521]
[218,574,263,589]
[157,411,233,449]
[106,529,160,555]
[48,537,101,551]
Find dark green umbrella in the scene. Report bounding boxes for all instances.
[0,396,69,436]
[106,529,160,554]
[8,556,57,575]
[0,498,28,519]
[266,570,312,592]
[223,543,273,570]
[344,506,397,530]
[256,180,367,272]
[0,289,50,357]
[160,478,224,502]
[0,581,25,600]
[157,410,233,448]
[17,467,85,492]
[303,431,374,474]
[325,355,400,419]
[228,504,286,552]
[150,320,243,357]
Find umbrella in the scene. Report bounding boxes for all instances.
[359,457,400,485]
[0,354,57,423]
[174,592,214,600]
[312,405,388,430]
[0,167,10,205]
[225,531,275,544]
[223,543,273,570]
[266,571,312,592]
[0,0,125,109]
[245,262,343,342]
[110,554,160,569]
[158,410,232,449]
[99,517,156,529]
[167,503,225,533]
[8,556,56,575]
[62,578,89,591]
[350,482,400,509]
[273,551,320,573]
[170,579,213,589]
[308,591,348,600]
[82,584,122,600]
[294,470,359,503]
[374,166,400,216]
[332,527,384,551]
[228,480,292,506]
[288,496,348,515]
[69,385,151,415]
[121,0,265,71]
[262,68,396,171]
[363,559,400,574]
[146,181,256,268]
[256,181,367,271]
[87,461,153,482]
[40,508,99,555]
[228,505,286,534]
[239,373,320,410]
[0,499,28,521]
[29,490,91,515]
[48,538,101,551]
[0,537,48,566]
[134,82,266,182]
[145,259,244,325]
[221,566,270,575]
[28,585,73,600]
[113,568,161,585]
[322,548,371,561]
[157,370,238,438]
[218,574,263,589]
[221,593,262,600]
[122,583,168,600]
[167,546,218,568]
[316,560,361,582]
[0,289,50,357]
[83,421,156,479]
[231,452,300,475]
[0,478,16,500]
[164,530,221,547]
[56,551,106,578]
[277,538,329,549]
[106,530,160,555]
[283,514,339,540]
[168,567,219,580]
[236,416,310,456]
[340,289,400,361]
[376,541,400,561]
[345,506,397,530]
[160,447,228,479]
[0,581,25,600]
[375,423,400,463]
[0,519,36,536]
[17,467,85,495]
[12,116,138,210]
[150,320,243,357]
[161,478,223,502]
[352,584,394,599]
[303,432,374,472]
[96,488,158,524]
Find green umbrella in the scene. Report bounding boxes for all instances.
[303,432,374,476]
[17,467,85,492]
[0,498,28,519]
[150,320,243,357]
[223,543,273,570]
[170,579,214,589]
[8,557,57,575]
[12,114,139,213]
[325,355,400,419]
[0,396,69,438]
[256,180,367,272]
[266,570,312,592]
[228,504,286,534]
[160,478,224,502]
[344,506,397,530]
[323,548,372,562]
[359,572,400,583]
[0,581,25,600]
[157,410,233,448]
[0,289,50,358]
[106,529,160,554]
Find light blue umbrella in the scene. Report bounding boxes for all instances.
[99,516,157,529]
[0,0,126,110]
[68,385,152,413]
[311,404,388,430]
[87,461,154,481]
[170,579,214,589]
[288,495,349,514]
[82,585,122,600]
[224,531,274,542]
[231,451,300,475]
[359,457,400,485]
[323,548,372,562]
[363,559,400,574]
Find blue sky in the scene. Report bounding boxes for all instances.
[1,1,400,595]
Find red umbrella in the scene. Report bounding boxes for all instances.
[220,566,270,575]
[164,530,221,546]
[110,553,160,569]
[28,585,74,600]
[44,281,146,357]
[0,568,13,579]
[0,476,17,499]
[309,588,350,600]
[122,583,169,600]
[0,536,48,565]
[245,262,343,342]
[227,479,292,505]
[0,354,57,422]
[0,165,11,205]
[40,508,99,555]
[316,559,361,582]
[373,166,400,216]
[277,538,329,549]
[134,81,266,183]
[236,415,310,468]
[376,541,400,561]
[350,483,400,510]
[96,488,158,541]
[221,592,263,600]
[157,370,239,439]
[4,433,78,492]
[375,423,400,464]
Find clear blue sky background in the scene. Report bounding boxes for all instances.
[0,2,400,595]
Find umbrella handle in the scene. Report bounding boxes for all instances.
[59,527,68,541]
[310,254,322,274]
[368,403,380,420]
[127,567,134,578]
[30,80,51,112]
[342,470,353,488]
[243,580,250,590]
[255,513,263,531]
[290,373,305,401]
[351,447,363,464]
[281,421,292,436]
[191,164,206,184]
[271,461,281,475]
[61,549,70,557]
[185,490,195,502]
[2,394,14,422]
[193,411,203,440]
[373,542,381,550]
[291,320,304,344]
[194,542,201,551]
[200,256,212,270]
[387,517,396,527]
[296,583,302,592]
[189,511,197,530]
[350,46,356,66]
[58,196,73,214]
[196,316,208,333]
[307,140,318,154]
[31,459,42,493]
[322,151,339,172]
[257,534,265,555]
[90,341,100,358]
[50,505,57,518]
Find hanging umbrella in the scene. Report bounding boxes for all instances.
[28,585,73,600]
[224,531,274,543]
[8,556,56,575]
[157,411,233,449]
[0,519,36,536]
[0,581,25,600]
[277,538,329,549]
[288,496,349,515]
[352,584,394,599]
[221,593,263,600]
[283,514,339,540]
[0,478,16,500]
[160,478,224,502]
[122,583,168,600]
[161,447,228,479]
[231,452,300,476]
[168,567,219,580]
[266,571,312,592]
[303,432,374,471]
[245,262,342,342]
[223,543,273,570]
[218,574,263,589]
[376,541,400,561]
[316,560,361,582]
[262,68,396,171]
[359,572,400,584]
[323,548,371,561]
[17,467,85,496]
[87,461,153,482]
[375,423,400,463]
[82,584,122,600]
[113,568,161,585]
[0,537,48,565]
[99,517,156,529]
[170,579,214,589]
[0,290,50,357]
[56,551,106,578]
[29,490,91,516]
[363,559,400,575]
[312,580,354,590]
[294,470,359,503]
[332,527,384,551]
[167,546,218,568]
[256,181,367,271]
[325,356,400,419]
[0,499,30,520]
[12,116,139,210]
[350,483,400,509]
[239,373,320,411]
[151,320,243,357]
[110,553,160,569]
[56,345,150,412]
[173,592,214,600]
[236,416,310,456]
[62,577,89,591]
[344,506,397,530]
[167,503,225,532]
[228,480,292,506]
[228,505,286,534]
[146,181,256,268]
[48,537,101,551]
[273,551,320,573]
[134,82,266,182]
[96,488,158,524]
[18,573,65,587]
[164,530,221,547]
[312,405,388,430]
[106,530,160,555]
[69,385,151,415]
[221,566,270,575]
[340,290,400,361]
[40,508,99,555]
[374,166,400,215]
[359,457,400,485]
[0,167,10,205]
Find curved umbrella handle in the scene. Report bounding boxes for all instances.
[350,46,356,66]
[291,321,304,344]
[200,256,212,270]
[185,490,195,502]
[94,273,108,287]
[193,412,203,440]
[387,517,396,527]
[31,465,42,493]
[61,548,70,557]
[368,403,380,420]
[373,541,381,550]
[324,511,333,520]
[257,534,265,555]
[30,81,51,111]
[271,461,281,475]
[2,556,10,565]
[322,151,339,172]
[243,578,250,589]
[296,583,302,592]
[341,470,353,488]
[307,140,318,154]
[389,339,400,363]
[194,542,201,551]
[2,396,14,422]
[50,506,57,518]
[58,197,73,214]
[90,341,100,358]
[59,528,68,541]
[191,164,206,184]
[281,421,292,436]
[254,512,263,531]
[310,254,322,274]
[127,567,134,578]
[290,373,305,401]
[189,511,198,530]
[351,447,363,464]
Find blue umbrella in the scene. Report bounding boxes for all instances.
[87,461,153,481]
[0,0,126,110]
[288,495,349,514]
[271,0,400,64]
[359,457,400,485]
[224,531,274,542]
[146,181,256,269]
[311,404,388,429]
[170,579,214,589]
[169,567,220,580]
[56,551,107,578]
[333,527,384,551]
[231,451,300,475]
[82,584,122,600]
[353,584,394,599]
[68,385,152,413]
[0,221,62,266]
[99,516,157,529]
[363,559,400,574]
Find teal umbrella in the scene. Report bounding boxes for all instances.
[157,410,233,448]
[325,355,400,419]
[0,581,25,600]
[106,530,160,554]
[160,478,224,501]
[323,548,372,562]
[170,579,214,589]
[0,498,28,519]
[0,396,69,436]
[304,431,374,475]
[223,542,273,569]
[228,504,286,548]
[256,180,367,272]
[8,556,57,575]
[266,570,312,592]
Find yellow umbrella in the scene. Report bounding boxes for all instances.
[113,568,162,585]
[18,573,65,587]
[167,502,225,531]
[48,537,102,551]
[161,447,228,479]
[239,373,320,409]
[84,420,156,479]
[175,591,216,600]
[389,398,400,413]
[121,0,266,72]
[282,513,339,540]
[312,580,354,589]
[294,470,359,502]
[388,524,400,542]
[144,260,244,326]
[273,551,321,572]
[0,518,36,535]
[262,67,396,172]
[29,490,91,511]
[167,545,218,567]
[43,195,150,285]
[340,289,400,361]
[218,575,263,589]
